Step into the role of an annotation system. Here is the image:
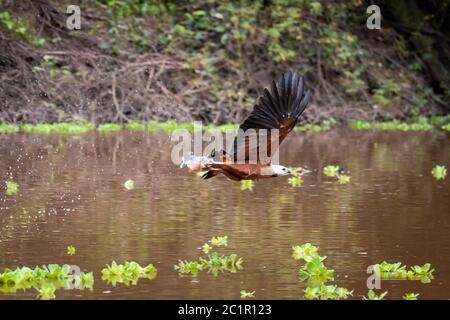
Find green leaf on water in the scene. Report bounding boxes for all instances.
[373,261,434,281]
[37,283,56,300]
[175,236,243,278]
[337,175,351,185]
[288,176,303,187]
[101,261,157,286]
[201,243,212,254]
[0,263,94,298]
[292,243,319,262]
[432,165,447,180]
[67,245,76,256]
[323,165,351,184]
[403,293,419,300]
[240,180,254,191]
[304,284,353,300]
[240,290,255,299]
[124,179,135,190]
[364,289,388,300]
[323,165,340,177]
[211,236,228,247]
[5,180,18,195]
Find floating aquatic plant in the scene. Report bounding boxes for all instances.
[288,176,303,187]
[323,165,340,177]
[201,243,212,254]
[0,264,94,300]
[19,121,95,134]
[175,260,203,277]
[124,179,135,190]
[293,243,352,300]
[337,174,351,185]
[0,120,342,135]
[292,243,319,262]
[240,290,255,299]
[304,284,353,300]
[240,180,254,191]
[373,261,434,283]
[5,180,18,195]
[294,119,338,132]
[210,236,228,247]
[298,256,334,283]
[432,165,447,180]
[175,236,243,277]
[67,245,76,256]
[37,283,56,300]
[97,123,124,132]
[403,293,419,300]
[349,120,434,131]
[323,165,351,185]
[363,289,388,300]
[101,261,157,286]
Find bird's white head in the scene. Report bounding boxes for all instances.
[271,165,292,176]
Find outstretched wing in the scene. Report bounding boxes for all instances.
[231,70,311,163]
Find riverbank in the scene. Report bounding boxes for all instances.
[1,1,449,124]
[1,116,450,134]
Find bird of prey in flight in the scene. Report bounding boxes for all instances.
[181,70,311,181]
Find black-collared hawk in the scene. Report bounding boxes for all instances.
[182,71,311,181]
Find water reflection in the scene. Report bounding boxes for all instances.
[0,129,449,299]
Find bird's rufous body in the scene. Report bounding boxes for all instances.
[180,70,311,181]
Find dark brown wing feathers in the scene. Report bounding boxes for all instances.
[232,70,311,161]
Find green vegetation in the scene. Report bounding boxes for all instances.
[67,245,76,256]
[0,264,94,300]
[299,256,334,283]
[304,284,353,300]
[323,165,340,178]
[0,120,340,135]
[0,11,45,44]
[293,119,339,132]
[432,165,447,180]
[337,174,351,185]
[240,180,254,191]
[292,243,319,262]
[97,123,124,132]
[292,243,352,300]
[19,122,95,134]
[101,261,157,286]
[1,116,450,135]
[5,180,18,195]
[288,176,303,187]
[0,124,20,133]
[240,290,255,299]
[363,290,388,300]
[373,261,434,283]
[175,236,243,277]
[124,179,135,190]
[37,283,56,300]
[403,293,419,300]
[323,165,350,185]
[1,1,449,124]
[349,119,435,131]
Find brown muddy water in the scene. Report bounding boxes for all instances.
[0,128,449,300]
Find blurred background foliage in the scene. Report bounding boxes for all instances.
[0,0,449,124]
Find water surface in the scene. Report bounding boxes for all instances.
[0,128,449,299]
